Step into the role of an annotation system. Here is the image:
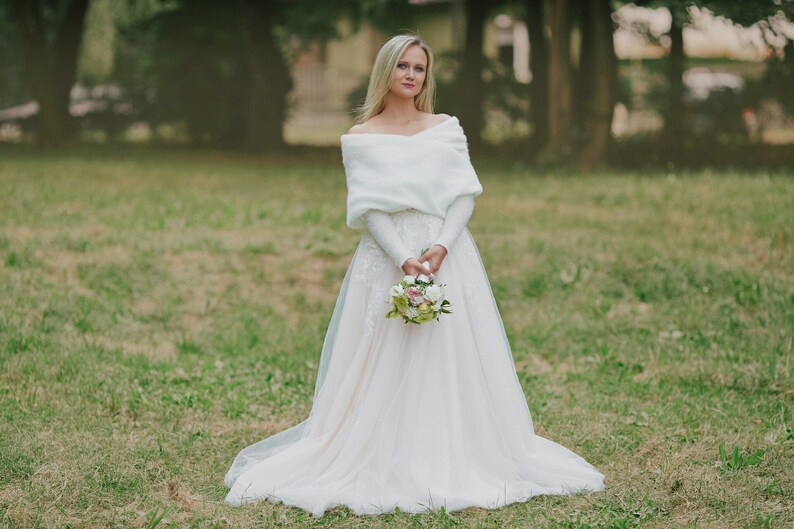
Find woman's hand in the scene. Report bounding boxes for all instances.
[401,258,434,280]
[418,244,448,275]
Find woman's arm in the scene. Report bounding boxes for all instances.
[363,210,414,270]
[435,194,475,251]
[419,195,475,274]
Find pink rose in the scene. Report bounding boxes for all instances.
[405,286,424,306]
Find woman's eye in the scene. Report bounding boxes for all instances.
[398,64,406,69]
[416,68,424,73]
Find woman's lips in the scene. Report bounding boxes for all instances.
[402,83,415,88]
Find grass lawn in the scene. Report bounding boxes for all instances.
[0,146,792,528]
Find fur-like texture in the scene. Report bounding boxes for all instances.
[342,117,483,230]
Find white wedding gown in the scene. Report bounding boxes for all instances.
[225,203,605,516]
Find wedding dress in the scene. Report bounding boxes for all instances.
[224,117,604,516]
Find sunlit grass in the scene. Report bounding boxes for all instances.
[1,146,792,528]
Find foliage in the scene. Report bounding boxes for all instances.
[697,0,794,28]
[624,0,792,25]
[0,2,26,108]
[111,0,419,147]
[437,51,529,138]
[285,0,416,43]
[77,0,116,85]
[119,0,251,146]
[745,40,794,114]
[718,444,765,471]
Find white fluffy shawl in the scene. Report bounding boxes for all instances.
[341,116,483,230]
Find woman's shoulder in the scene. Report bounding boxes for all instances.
[346,123,369,135]
[415,112,454,129]
[428,112,453,125]
[346,113,454,135]
[347,115,387,135]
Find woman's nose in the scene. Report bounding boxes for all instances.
[405,68,415,79]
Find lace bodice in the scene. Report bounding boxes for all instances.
[353,202,480,336]
[363,195,475,268]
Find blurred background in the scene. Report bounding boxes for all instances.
[1,0,793,169]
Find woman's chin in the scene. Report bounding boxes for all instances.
[390,90,418,100]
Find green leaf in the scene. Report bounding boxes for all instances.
[746,450,765,466]
[732,447,741,467]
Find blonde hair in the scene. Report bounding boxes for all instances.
[355,34,436,124]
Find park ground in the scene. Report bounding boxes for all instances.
[0,146,792,528]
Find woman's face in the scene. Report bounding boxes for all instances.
[389,45,427,100]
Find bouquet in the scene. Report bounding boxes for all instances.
[386,262,452,324]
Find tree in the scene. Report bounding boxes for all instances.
[0,3,27,109]
[660,2,687,148]
[118,0,390,150]
[628,0,793,152]
[577,0,618,170]
[546,0,574,157]
[458,0,491,151]
[10,0,91,145]
[131,1,248,146]
[237,0,292,152]
[524,0,549,150]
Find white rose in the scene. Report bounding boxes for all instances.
[424,284,443,303]
[405,306,420,319]
[389,284,404,298]
[403,275,415,285]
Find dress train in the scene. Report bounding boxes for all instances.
[225,209,604,516]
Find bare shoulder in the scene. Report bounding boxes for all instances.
[346,123,368,135]
[347,115,387,135]
[422,113,452,126]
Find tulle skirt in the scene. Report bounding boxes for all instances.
[224,209,604,517]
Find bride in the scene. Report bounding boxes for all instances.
[224,34,604,517]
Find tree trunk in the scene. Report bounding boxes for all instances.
[547,0,573,155]
[459,0,488,150]
[577,0,617,170]
[239,0,292,152]
[11,0,90,145]
[525,0,548,151]
[54,0,90,134]
[661,12,685,149]
[576,0,594,123]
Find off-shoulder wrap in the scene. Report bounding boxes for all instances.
[341,117,483,230]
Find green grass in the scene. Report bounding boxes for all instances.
[0,146,792,528]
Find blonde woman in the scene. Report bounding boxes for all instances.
[225,34,604,517]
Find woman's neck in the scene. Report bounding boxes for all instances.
[380,94,423,123]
